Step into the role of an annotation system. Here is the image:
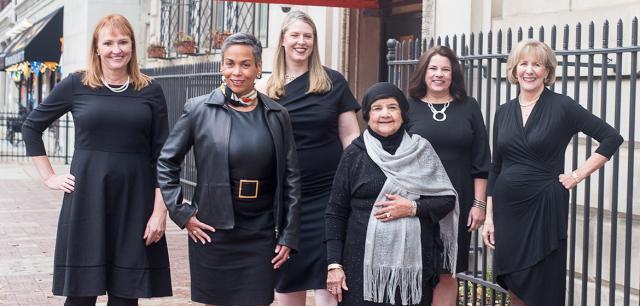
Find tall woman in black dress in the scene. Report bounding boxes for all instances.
[325,82,457,306]
[482,39,623,306]
[22,14,172,305]
[157,33,300,306]
[262,10,360,306]
[406,46,491,306]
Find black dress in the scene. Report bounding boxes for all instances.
[487,89,622,305]
[21,73,172,298]
[190,102,278,305]
[325,135,455,306]
[407,97,490,273]
[275,68,360,292]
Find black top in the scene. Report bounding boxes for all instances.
[228,102,276,181]
[407,97,490,272]
[22,72,168,161]
[487,88,622,275]
[278,67,360,194]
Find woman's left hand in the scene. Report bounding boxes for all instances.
[272,244,291,269]
[467,207,485,232]
[143,210,167,246]
[374,194,414,222]
[559,173,579,190]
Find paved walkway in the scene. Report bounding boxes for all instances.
[0,162,314,306]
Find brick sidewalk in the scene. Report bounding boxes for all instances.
[0,162,314,306]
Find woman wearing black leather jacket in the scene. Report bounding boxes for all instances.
[157,33,301,306]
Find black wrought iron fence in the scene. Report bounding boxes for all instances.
[143,62,223,200]
[387,18,639,306]
[0,111,72,163]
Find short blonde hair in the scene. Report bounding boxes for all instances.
[506,39,557,86]
[83,14,151,91]
[265,11,331,99]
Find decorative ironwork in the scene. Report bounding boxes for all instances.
[160,0,268,58]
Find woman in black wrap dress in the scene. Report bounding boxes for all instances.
[262,11,360,306]
[482,39,623,306]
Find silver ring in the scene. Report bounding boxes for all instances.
[192,230,197,235]
[385,212,391,218]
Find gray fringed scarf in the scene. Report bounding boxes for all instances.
[363,130,459,305]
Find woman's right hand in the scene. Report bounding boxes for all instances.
[482,218,495,250]
[44,174,75,193]
[327,267,348,302]
[185,216,215,244]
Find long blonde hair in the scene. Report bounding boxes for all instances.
[83,14,151,90]
[266,11,331,99]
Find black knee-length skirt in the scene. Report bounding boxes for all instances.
[189,195,276,305]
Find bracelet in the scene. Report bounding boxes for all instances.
[473,198,486,210]
[328,263,343,271]
[410,200,417,216]
[571,171,581,183]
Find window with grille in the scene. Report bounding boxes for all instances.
[160,0,269,57]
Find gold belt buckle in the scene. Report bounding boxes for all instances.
[238,179,259,199]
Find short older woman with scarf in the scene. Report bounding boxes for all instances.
[325,82,458,305]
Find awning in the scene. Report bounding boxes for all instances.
[229,0,379,9]
[3,8,63,68]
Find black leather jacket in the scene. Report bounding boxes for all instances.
[157,89,301,250]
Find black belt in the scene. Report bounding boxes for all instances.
[230,178,275,199]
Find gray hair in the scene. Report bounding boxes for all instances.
[221,33,262,65]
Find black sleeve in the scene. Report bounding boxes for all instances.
[22,74,74,156]
[325,146,358,264]
[334,71,360,114]
[565,98,623,158]
[486,106,504,196]
[469,99,491,179]
[150,84,170,187]
[157,99,197,228]
[277,109,302,251]
[415,195,456,223]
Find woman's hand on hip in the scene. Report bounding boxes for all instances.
[374,194,414,221]
[482,219,495,250]
[327,267,348,302]
[185,216,215,244]
[272,244,291,269]
[44,173,75,193]
[467,206,486,232]
[144,210,167,246]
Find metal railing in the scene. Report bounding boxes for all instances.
[143,62,223,200]
[159,0,269,57]
[0,112,72,163]
[387,18,639,305]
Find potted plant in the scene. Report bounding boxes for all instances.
[174,32,197,55]
[147,43,166,58]
[212,30,233,49]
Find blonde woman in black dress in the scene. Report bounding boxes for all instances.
[483,39,622,305]
[262,10,360,306]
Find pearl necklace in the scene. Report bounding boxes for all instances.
[101,76,130,93]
